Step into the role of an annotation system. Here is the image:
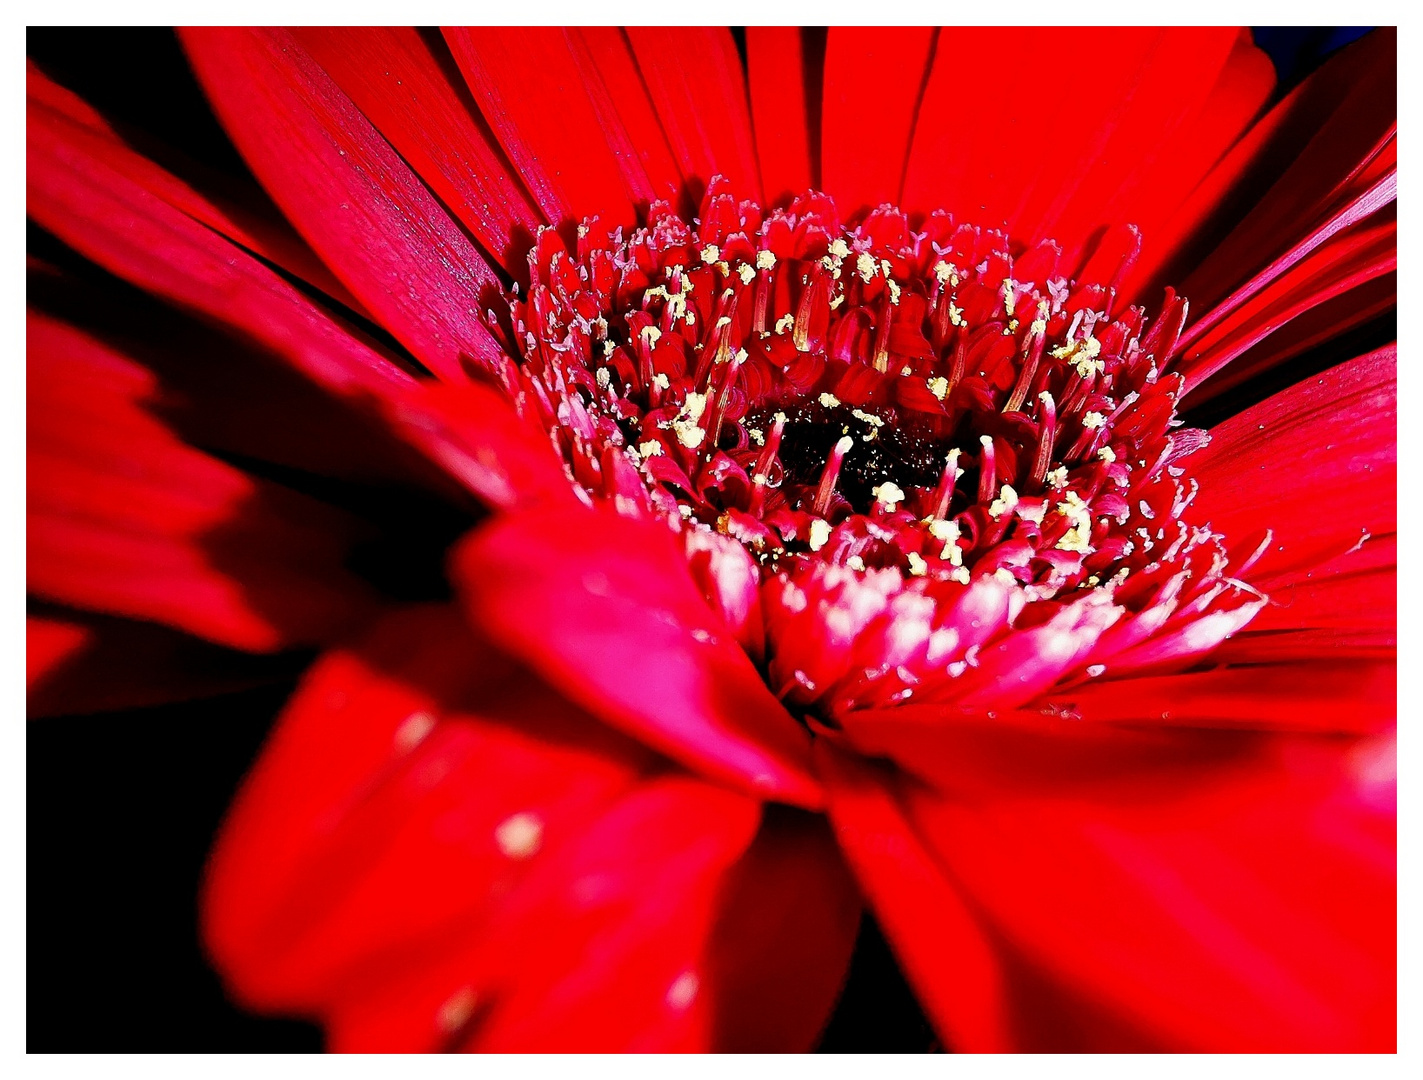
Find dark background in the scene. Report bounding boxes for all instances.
[26,26,1370,1053]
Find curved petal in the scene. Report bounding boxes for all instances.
[822,27,934,218]
[817,743,1016,1051]
[826,712,1394,1051]
[291,28,545,274]
[625,27,761,201]
[27,84,568,511]
[203,604,763,1051]
[1143,28,1396,307]
[28,312,379,652]
[180,27,507,380]
[1190,346,1396,588]
[28,62,365,315]
[451,504,821,808]
[440,27,640,226]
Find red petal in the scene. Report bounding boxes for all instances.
[701,807,860,1051]
[180,27,506,380]
[440,27,640,226]
[817,743,1016,1051]
[1116,32,1276,300]
[567,29,684,205]
[1034,29,1242,260]
[1145,29,1395,308]
[1191,346,1396,587]
[205,605,762,1051]
[451,504,821,808]
[625,28,762,201]
[822,27,934,218]
[1044,661,1394,735]
[27,87,564,511]
[27,608,294,717]
[28,313,378,651]
[28,63,363,314]
[27,615,88,689]
[747,28,815,204]
[291,28,545,274]
[830,712,1395,1050]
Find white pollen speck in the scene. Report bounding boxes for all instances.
[906,551,928,576]
[667,971,700,1010]
[495,812,544,860]
[1086,664,1107,678]
[846,555,866,571]
[818,392,841,409]
[873,481,906,510]
[651,373,671,391]
[638,440,664,458]
[856,252,877,282]
[808,519,832,552]
[700,244,720,264]
[756,250,777,270]
[437,987,479,1034]
[393,711,436,753]
[927,376,949,401]
[737,263,756,285]
[595,368,611,388]
[1082,411,1106,429]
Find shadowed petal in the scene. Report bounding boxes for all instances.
[181,27,507,379]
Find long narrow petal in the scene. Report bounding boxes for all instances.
[28,86,569,511]
[822,27,934,218]
[567,29,684,205]
[1190,346,1396,588]
[625,28,762,201]
[291,28,545,273]
[181,27,507,379]
[28,62,364,313]
[440,27,639,226]
[451,505,822,808]
[29,313,379,651]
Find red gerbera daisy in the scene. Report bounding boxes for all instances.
[27,26,1396,1052]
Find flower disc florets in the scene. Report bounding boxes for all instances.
[497,178,1265,718]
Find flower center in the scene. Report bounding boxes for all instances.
[500,179,1265,714]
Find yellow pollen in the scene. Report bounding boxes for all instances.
[737,264,756,285]
[829,238,851,259]
[756,250,777,270]
[906,551,928,576]
[637,439,663,458]
[873,481,906,510]
[700,244,720,263]
[989,484,1019,518]
[927,376,949,400]
[808,519,832,551]
[1082,411,1106,429]
[856,253,877,282]
[774,314,795,334]
[1097,445,1117,463]
[846,555,866,571]
[819,392,841,408]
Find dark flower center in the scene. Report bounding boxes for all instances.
[493,178,1265,712]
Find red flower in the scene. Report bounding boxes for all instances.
[27,27,1395,1051]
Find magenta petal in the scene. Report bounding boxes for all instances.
[451,505,822,808]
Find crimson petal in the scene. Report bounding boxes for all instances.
[451,504,822,808]
[181,27,507,379]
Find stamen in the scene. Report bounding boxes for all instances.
[1030,390,1057,489]
[977,435,997,504]
[932,448,962,520]
[814,435,855,516]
